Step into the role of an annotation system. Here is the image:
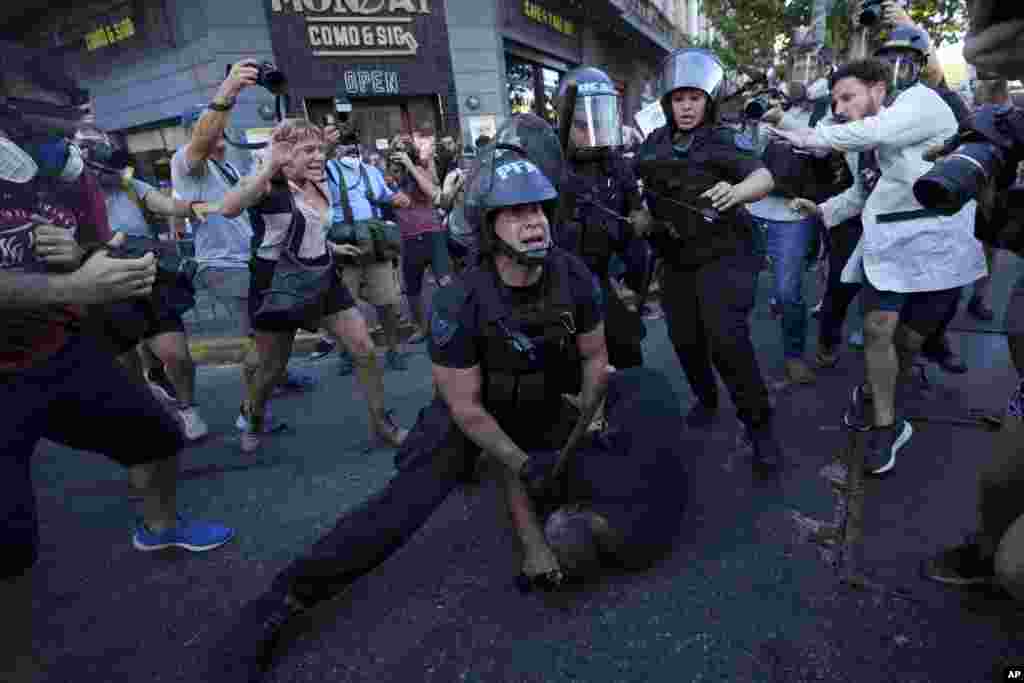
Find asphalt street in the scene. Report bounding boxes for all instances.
[25,256,1024,683]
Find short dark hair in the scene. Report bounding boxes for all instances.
[829,58,892,93]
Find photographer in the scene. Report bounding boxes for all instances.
[77,126,214,441]
[220,120,408,454]
[390,129,454,344]
[922,2,1024,595]
[770,44,988,476]
[324,137,411,374]
[172,61,313,438]
[0,40,234,678]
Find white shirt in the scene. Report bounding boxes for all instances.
[784,84,987,293]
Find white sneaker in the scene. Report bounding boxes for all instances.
[177,405,209,441]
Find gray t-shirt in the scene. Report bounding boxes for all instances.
[105,179,155,237]
[171,144,253,269]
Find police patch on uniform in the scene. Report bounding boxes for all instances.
[431,310,458,348]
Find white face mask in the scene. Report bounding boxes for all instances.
[340,156,360,169]
[0,137,40,184]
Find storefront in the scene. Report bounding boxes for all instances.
[262,0,459,153]
[497,0,680,130]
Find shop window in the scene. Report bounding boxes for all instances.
[506,56,564,123]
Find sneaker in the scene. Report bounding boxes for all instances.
[146,368,178,404]
[843,383,873,431]
[276,368,317,394]
[235,406,288,434]
[815,344,840,369]
[922,537,996,586]
[133,515,234,552]
[385,349,408,372]
[784,358,816,385]
[686,401,718,428]
[177,404,209,441]
[865,419,912,476]
[309,338,337,360]
[848,330,864,348]
[337,351,355,376]
[206,590,301,682]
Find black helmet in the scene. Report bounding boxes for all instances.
[464,143,558,267]
[450,113,564,262]
[874,24,931,92]
[657,48,726,129]
[554,66,623,161]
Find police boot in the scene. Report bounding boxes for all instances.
[745,420,782,471]
[206,588,304,682]
[353,352,409,448]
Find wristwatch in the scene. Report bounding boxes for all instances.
[209,95,236,112]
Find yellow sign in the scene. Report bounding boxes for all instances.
[522,1,576,37]
[85,17,136,51]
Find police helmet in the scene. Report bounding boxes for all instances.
[464,143,558,266]
[555,66,623,160]
[874,24,931,92]
[449,113,564,260]
[657,48,726,127]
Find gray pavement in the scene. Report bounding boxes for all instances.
[25,255,1024,682]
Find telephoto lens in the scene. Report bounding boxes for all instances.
[913,141,1006,214]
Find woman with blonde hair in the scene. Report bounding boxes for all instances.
[221,119,408,453]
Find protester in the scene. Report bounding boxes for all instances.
[389,130,453,343]
[220,119,408,454]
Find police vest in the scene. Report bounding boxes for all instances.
[468,251,582,422]
[566,159,630,276]
[638,125,755,270]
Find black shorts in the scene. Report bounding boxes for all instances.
[0,335,184,580]
[861,278,963,338]
[248,256,356,334]
[85,299,187,358]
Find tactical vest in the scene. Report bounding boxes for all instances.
[567,160,630,277]
[638,125,755,270]
[470,251,581,427]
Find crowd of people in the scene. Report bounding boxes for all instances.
[3,0,1024,679]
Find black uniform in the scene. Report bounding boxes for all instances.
[559,154,647,369]
[636,124,773,429]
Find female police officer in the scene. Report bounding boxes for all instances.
[635,48,782,468]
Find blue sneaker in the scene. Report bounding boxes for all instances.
[133,515,234,552]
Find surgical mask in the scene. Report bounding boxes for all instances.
[340,156,360,169]
[19,137,84,182]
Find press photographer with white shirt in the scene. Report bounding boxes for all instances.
[770,27,987,477]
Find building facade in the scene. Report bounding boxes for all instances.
[10,0,695,177]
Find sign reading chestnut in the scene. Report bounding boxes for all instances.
[270,0,433,57]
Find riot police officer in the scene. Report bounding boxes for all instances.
[553,67,651,369]
[635,48,782,468]
[206,133,682,682]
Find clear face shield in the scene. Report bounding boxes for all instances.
[572,95,623,149]
[877,49,923,92]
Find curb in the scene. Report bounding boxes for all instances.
[187,289,663,366]
[188,322,420,366]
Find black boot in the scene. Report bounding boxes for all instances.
[746,421,782,470]
[207,589,302,682]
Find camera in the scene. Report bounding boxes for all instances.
[859,0,885,27]
[227,61,287,95]
[744,89,792,120]
[914,104,1024,253]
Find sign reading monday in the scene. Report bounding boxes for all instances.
[269,0,433,57]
